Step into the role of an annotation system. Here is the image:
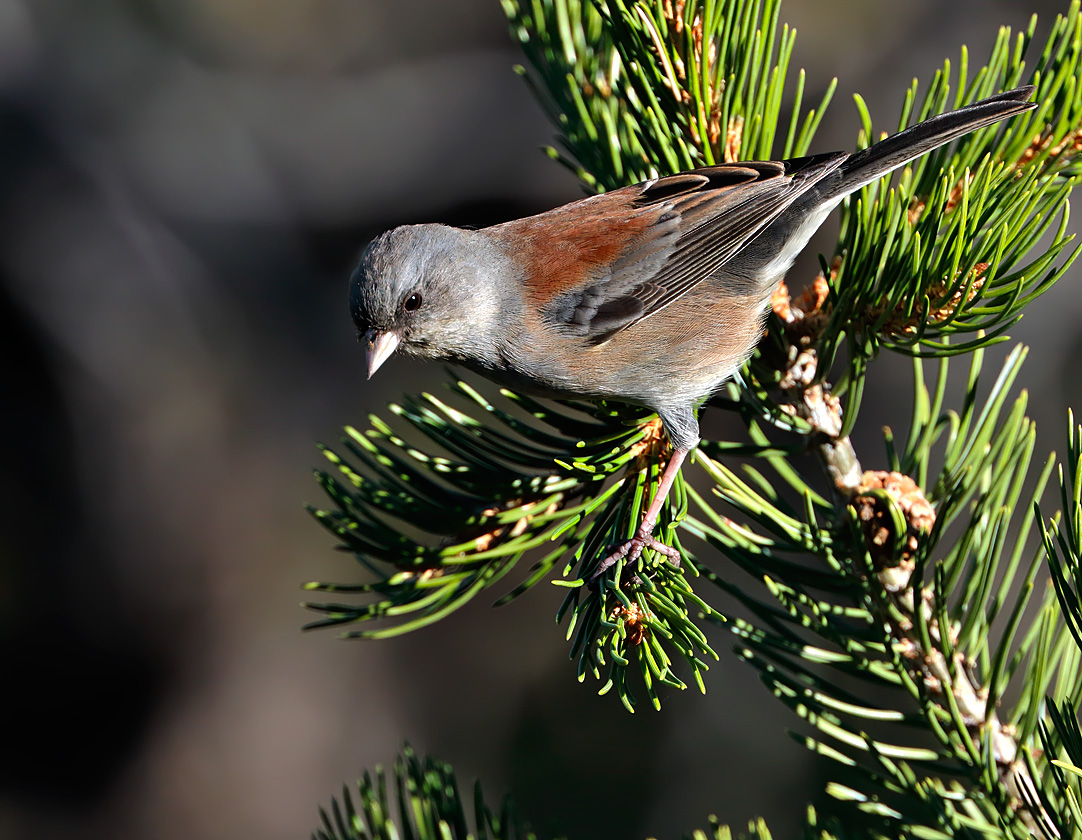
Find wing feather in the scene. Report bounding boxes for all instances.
[487,154,846,341]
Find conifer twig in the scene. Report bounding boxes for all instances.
[774,284,1059,840]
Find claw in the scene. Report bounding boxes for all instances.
[586,446,690,587]
[588,526,682,587]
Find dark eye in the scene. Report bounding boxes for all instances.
[403,292,423,313]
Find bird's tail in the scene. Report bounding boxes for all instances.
[816,85,1037,203]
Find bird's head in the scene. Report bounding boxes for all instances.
[349,224,503,377]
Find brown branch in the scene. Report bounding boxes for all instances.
[772,282,1058,840]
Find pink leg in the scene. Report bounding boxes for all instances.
[590,447,689,582]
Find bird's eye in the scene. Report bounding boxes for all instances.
[403,292,423,312]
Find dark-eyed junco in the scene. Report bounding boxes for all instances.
[350,86,1036,569]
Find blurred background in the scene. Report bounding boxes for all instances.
[2,1,1080,838]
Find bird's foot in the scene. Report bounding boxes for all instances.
[588,527,681,586]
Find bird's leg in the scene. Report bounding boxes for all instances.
[590,446,688,583]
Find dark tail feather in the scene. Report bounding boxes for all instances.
[818,85,1037,202]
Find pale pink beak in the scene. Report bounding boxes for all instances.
[365,328,401,379]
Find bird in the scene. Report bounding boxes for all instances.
[349,86,1036,573]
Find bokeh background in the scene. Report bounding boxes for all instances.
[2,1,1081,838]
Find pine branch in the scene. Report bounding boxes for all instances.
[313,745,551,840]
[500,0,834,188]
[761,307,1061,837]
[311,747,857,840]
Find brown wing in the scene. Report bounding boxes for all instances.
[488,154,847,342]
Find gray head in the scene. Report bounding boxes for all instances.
[349,223,503,377]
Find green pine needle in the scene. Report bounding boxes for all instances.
[312,745,553,840]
